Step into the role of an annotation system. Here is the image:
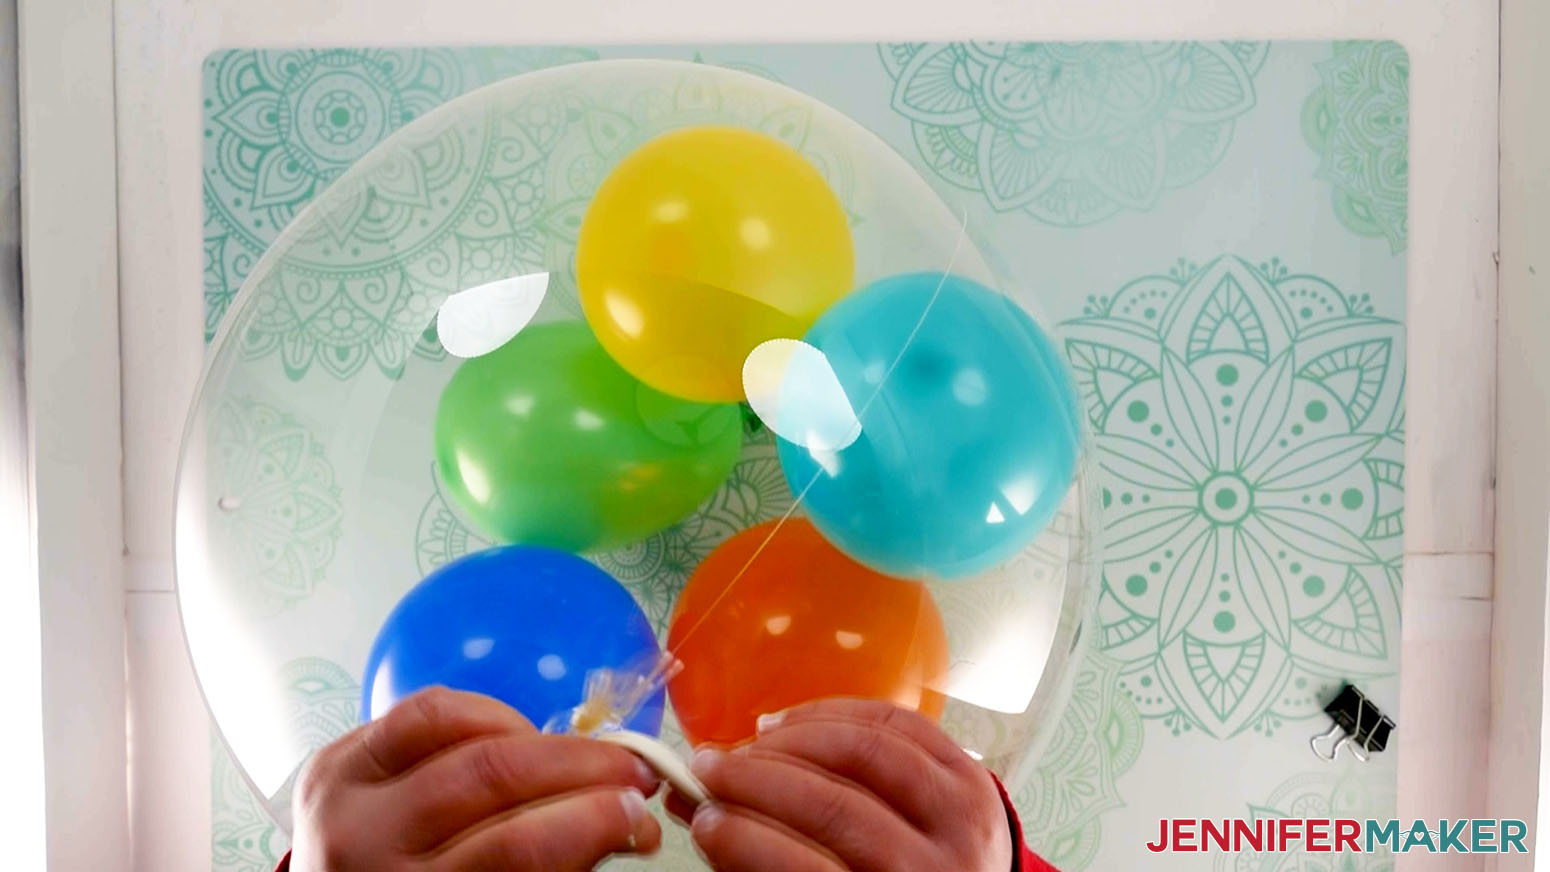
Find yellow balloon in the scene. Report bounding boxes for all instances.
[577,126,855,402]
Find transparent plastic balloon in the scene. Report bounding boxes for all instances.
[175,58,1099,831]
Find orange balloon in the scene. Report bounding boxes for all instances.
[666,519,950,748]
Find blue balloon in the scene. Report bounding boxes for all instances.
[361,545,664,735]
[777,273,1082,580]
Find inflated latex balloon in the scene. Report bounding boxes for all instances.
[777,273,1082,581]
[434,320,742,552]
[666,519,950,747]
[361,545,664,736]
[577,126,855,402]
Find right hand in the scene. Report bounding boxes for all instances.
[290,687,663,871]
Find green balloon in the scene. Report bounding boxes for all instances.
[434,320,743,552]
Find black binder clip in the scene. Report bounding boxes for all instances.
[1309,684,1394,763]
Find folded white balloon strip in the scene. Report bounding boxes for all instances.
[597,730,710,807]
[435,271,550,358]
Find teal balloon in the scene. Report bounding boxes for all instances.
[777,273,1081,580]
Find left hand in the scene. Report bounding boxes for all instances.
[672,698,1014,872]
[289,687,662,872]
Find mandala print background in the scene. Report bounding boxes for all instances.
[1068,255,1403,741]
[1301,42,1409,253]
[203,47,600,376]
[202,42,1405,870]
[1213,767,1398,871]
[877,42,1271,227]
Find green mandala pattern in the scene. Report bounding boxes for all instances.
[281,657,362,753]
[212,735,288,872]
[212,657,358,872]
[203,48,598,380]
[1213,767,1396,870]
[1302,42,1408,252]
[1062,256,1403,738]
[215,75,581,380]
[414,467,492,576]
[1012,649,1143,871]
[210,398,343,616]
[416,430,794,631]
[879,42,1269,226]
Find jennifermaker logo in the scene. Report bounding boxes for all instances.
[1146,818,1530,854]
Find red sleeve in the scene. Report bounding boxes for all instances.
[992,774,1061,872]
[274,852,290,872]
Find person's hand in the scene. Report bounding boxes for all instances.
[677,699,1014,872]
[290,687,662,871]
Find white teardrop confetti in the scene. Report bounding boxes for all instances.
[436,271,549,359]
[742,338,862,453]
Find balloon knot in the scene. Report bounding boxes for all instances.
[544,651,682,737]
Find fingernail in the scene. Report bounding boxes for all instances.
[691,801,725,836]
[619,788,648,827]
[632,757,658,787]
[690,747,724,778]
[755,710,785,733]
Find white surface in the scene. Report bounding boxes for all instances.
[1541,525,1550,870]
[1400,554,1493,872]
[0,0,43,866]
[1497,0,1550,866]
[103,0,1501,868]
[128,591,216,872]
[19,0,129,868]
